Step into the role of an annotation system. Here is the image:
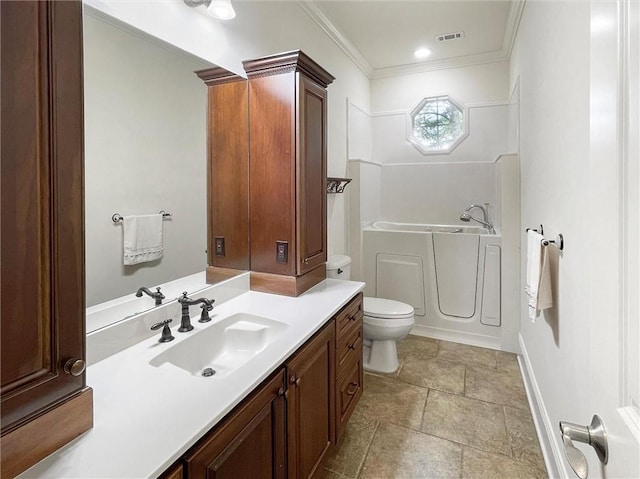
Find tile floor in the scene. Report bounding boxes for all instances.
[320,336,548,479]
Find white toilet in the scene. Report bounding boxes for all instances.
[327,255,415,373]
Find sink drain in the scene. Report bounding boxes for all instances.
[202,368,216,377]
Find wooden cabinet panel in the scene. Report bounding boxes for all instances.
[333,293,364,441]
[296,75,327,276]
[1,2,92,475]
[335,354,364,440]
[242,51,334,296]
[248,72,296,276]
[197,71,250,272]
[158,463,183,479]
[286,321,335,479]
[184,370,286,479]
[335,293,363,337]
[337,326,363,373]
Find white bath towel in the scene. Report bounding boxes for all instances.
[525,230,553,322]
[123,214,163,265]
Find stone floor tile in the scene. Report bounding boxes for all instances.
[422,390,510,456]
[317,469,351,479]
[462,446,548,479]
[437,341,498,369]
[324,409,379,478]
[496,351,521,373]
[504,406,547,471]
[357,374,429,431]
[398,356,466,395]
[359,422,461,479]
[465,366,528,409]
[397,335,439,361]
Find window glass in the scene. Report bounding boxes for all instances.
[409,96,466,154]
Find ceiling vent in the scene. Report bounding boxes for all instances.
[436,31,465,43]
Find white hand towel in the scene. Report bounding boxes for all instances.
[525,230,553,322]
[123,214,163,265]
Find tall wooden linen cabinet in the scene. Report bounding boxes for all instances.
[0,1,93,477]
[199,51,334,296]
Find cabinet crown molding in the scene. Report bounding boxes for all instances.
[243,50,335,87]
[195,66,244,86]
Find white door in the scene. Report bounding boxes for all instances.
[583,0,640,478]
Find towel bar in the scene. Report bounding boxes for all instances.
[543,234,564,251]
[526,225,564,251]
[112,211,172,223]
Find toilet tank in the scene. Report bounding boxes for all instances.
[327,255,352,280]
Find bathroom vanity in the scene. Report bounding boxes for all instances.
[18,274,364,478]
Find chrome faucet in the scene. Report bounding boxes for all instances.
[135,286,165,306]
[459,203,496,234]
[177,292,215,332]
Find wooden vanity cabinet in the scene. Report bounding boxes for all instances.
[244,51,335,297]
[286,320,335,479]
[0,1,93,477]
[333,293,364,440]
[195,68,250,284]
[184,369,287,479]
[174,294,364,479]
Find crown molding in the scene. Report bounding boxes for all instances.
[370,50,509,79]
[502,0,526,58]
[297,1,373,77]
[299,0,526,80]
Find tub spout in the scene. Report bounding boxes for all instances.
[460,203,495,234]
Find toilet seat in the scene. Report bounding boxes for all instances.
[363,297,414,319]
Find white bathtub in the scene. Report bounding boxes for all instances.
[363,221,502,348]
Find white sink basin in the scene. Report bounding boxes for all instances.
[149,313,288,378]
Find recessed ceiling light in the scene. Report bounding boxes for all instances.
[414,48,432,59]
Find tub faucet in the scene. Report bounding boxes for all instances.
[177,292,215,332]
[460,203,496,234]
[135,286,165,306]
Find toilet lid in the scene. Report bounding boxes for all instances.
[363,297,414,319]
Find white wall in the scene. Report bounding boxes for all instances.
[367,62,509,228]
[379,163,499,225]
[372,105,508,165]
[84,13,209,306]
[509,2,592,476]
[86,1,371,262]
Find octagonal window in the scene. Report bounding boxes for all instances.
[408,95,467,154]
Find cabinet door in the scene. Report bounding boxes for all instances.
[249,72,296,276]
[184,370,287,479]
[296,75,327,276]
[1,0,87,434]
[287,321,335,479]
[206,78,249,271]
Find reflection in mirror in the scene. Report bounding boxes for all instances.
[83,9,214,311]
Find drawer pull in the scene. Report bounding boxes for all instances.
[346,382,359,396]
[347,314,357,321]
[295,377,301,387]
[348,342,357,351]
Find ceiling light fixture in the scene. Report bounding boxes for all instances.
[414,47,432,59]
[183,0,236,20]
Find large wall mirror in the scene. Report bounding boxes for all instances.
[84,8,237,311]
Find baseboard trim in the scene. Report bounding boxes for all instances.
[518,333,565,478]
[411,324,501,350]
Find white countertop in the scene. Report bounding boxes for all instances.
[19,278,364,479]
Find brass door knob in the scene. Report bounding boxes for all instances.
[63,358,86,376]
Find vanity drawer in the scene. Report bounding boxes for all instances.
[337,323,362,373]
[335,354,363,440]
[335,293,363,338]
